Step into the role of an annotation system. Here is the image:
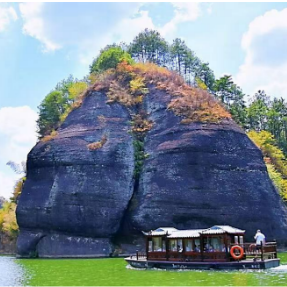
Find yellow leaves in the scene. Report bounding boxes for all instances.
[68,82,88,101]
[266,164,287,202]
[130,77,148,95]
[89,73,98,85]
[60,107,72,123]
[195,77,208,90]
[248,130,287,202]
[87,135,107,150]
[0,202,18,238]
[131,114,153,133]
[41,130,58,142]
[11,177,25,203]
[134,95,143,104]
[248,130,287,177]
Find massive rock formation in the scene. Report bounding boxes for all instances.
[17,69,287,258]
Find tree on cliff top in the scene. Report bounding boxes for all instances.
[128,28,169,65]
[90,46,134,73]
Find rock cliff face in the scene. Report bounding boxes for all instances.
[17,76,287,257]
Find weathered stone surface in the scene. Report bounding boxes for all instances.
[17,91,135,257]
[125,87,287,244]
[37,234,112,258]
[17,87,287,257]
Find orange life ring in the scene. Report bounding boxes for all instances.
[230,245,244,260]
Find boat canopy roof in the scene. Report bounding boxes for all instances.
[143,227,178,236]
[201,225,245,235]
[144,225,245,238]
[167,229,205,238]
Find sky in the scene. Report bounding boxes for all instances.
[1,2,287,199]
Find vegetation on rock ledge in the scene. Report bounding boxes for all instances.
[87,135,108,151]
[248,130,287,202]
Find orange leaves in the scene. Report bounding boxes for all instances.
[41,130,58,142]
[91,60,231,124]
[131,114,153,134]
[168,88,231,123]
[87,135,107,151]
[107,80,133,106]
[93,70,116,91]
[117,60,134,74]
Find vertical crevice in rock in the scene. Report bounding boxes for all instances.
[111,99,152,255]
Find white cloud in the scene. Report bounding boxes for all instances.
[0,106,38,199]
[79,10,155,65]
[236,8,287,98]
[19,3,60,52]
[159,2,201,39]
[18,3,206,65]
[19,2,144,56]
[0,5,18,32]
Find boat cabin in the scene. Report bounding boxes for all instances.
[143,225,247,262]
[126,225,279,269]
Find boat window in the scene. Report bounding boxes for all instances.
[210,237,224,252]
[185,239,192,251]
[153,237,163,251]
[177,239,183,251]
[170,239,177,251]
[162,240,166,251]
[194,239,200,251]
[234,236,239,244]
[148,240,152,252]
[239,236,244,244]
[204,236,224,252]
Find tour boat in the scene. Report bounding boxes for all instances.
[125,225,280,270]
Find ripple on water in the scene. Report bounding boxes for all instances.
[0,257,28,286]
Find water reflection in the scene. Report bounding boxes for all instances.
[0,255,286,286]
[0,257,28,286]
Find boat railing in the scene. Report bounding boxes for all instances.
[130,251,146,260]
[230,241,277,260]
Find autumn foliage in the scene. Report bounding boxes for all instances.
[248,130,287,201]
[87,135,108,150]
[90,61,231,124]
[0,202,18,238]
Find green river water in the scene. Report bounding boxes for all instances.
[1,253,287,286]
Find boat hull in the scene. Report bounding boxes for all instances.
[125,258,280,270]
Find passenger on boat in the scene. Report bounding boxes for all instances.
[194,245,200,252]
[254,229,265,250]
[177,245,183,252]
[204,243,210,251]
[209,245,214,252]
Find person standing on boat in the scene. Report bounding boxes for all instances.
[254,229,265,250]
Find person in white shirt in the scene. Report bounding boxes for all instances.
[254,229,265,250]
